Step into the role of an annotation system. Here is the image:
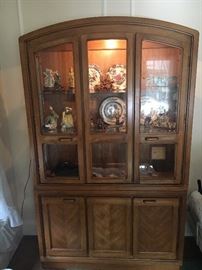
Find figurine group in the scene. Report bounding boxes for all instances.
[140,108,176,131]
[45,106,74,133]
[43,67,75,90]
[43,68,62,89]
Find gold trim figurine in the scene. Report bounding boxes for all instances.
[44,106,59,131]
[61,106,74,133]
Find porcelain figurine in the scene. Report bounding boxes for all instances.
[43,68,55,88]
[44,106,59,131]
[68,67,75,90]
[61,106,74,132]
[54,70,62,89]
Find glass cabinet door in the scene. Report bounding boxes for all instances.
[87,39,127,134]
[36,43,77,135]
[91,142,127,179]
[82,36,133,183]
[32,41,84,183]
[140,142,176,182]
[43,144,79,178]
[137,37,187,184]
[140,40,182,134]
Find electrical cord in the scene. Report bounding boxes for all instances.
[20,158,32,218]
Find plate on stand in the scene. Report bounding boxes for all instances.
[99,97,126,126]
[107,64,126,91]
[89,64,101,92]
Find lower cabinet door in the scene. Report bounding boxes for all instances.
[87,197,131,258]
[42,196,87,256]
[133,198,179,259]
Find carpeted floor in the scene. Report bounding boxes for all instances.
[8,236,202,270]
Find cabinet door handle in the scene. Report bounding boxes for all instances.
[63,198,76,203]
[145,137,159,141]
[58,137,73,142]
[143,199,157,204]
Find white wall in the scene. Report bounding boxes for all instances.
[0,0,201,234]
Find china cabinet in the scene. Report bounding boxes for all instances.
[19,17,198,270]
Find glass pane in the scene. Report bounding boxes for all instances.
[140,41,182,133]
[36,43,77,134]
[88,39,127,133]
[92,142,127,178]
[140,144,175,179]
[43,144,79,178]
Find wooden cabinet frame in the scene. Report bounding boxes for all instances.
[27,36,85,184]
[81,33,134,183]
[19,17,199,270]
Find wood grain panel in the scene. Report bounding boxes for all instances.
[87,197,131,257]
[42,197,87,256]
[133,198,179,259]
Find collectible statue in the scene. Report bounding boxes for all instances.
[43,68,55,88]
[43,68,62,89]
[61,106,74,132]
[44,106,59,131]
[68,67,75,90]
[53,70,62,89]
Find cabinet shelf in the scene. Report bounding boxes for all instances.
[42,88,75,95]
[90,91,126,97]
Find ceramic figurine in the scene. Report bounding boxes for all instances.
[61,106,74,132]
[44,106,59,131]
[68,67,75,90]
[43,68,55,88]
[53,70,62,89]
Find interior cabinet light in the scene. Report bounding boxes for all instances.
[105,39,118,49]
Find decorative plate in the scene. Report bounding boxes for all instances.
[107,64,126,91]
[99,97,126,125]
[88,64,101,92]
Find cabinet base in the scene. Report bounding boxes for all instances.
[41,258,181,270]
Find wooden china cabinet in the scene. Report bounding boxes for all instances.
[19,17,198,270]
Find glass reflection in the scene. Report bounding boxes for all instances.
[92,142,127,178]
[140,41,181,133]
[140,144,175,179]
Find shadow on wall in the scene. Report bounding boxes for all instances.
[0,85,18,204]
[0,94,31,208]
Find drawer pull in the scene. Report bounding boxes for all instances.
[145,137,159,141]
[58,137,73,142]
[143,199,156,204]
[63,198,76,203]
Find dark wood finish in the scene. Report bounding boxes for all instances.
[42,196,87,257]
[133,198,179,259]
[87,197,131,258]
[19,16,199,270]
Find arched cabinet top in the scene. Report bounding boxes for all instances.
[19,16,199,43]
